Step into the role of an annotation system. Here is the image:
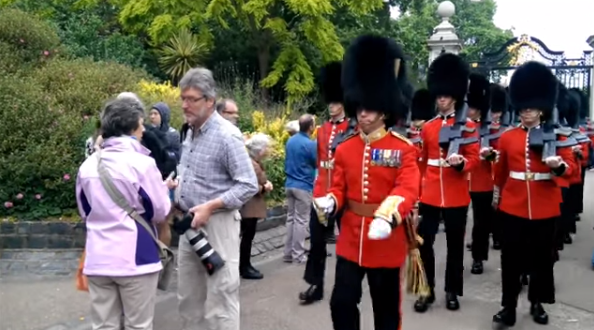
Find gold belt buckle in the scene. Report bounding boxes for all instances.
[440,159,448,167]
[525,172,534,181]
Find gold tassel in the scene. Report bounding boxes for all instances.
[404,210,431,298]
[406,248,431,297]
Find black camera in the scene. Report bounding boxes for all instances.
[172,213,225,275]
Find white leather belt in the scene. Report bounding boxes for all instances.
[509,171,551,181]
[427,158,450,167]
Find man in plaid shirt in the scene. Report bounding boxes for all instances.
[175,67,259,330]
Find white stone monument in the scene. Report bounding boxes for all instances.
[427,1,463,66]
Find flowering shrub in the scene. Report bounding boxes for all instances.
[0,8,61,64]
[135,79,184,128]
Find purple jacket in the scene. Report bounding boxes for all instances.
[76,137,171,277]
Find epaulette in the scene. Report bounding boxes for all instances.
[390,131,413,145]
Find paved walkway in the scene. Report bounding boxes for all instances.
[1,173,593,330]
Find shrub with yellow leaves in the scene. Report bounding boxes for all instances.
[135,79,185,128]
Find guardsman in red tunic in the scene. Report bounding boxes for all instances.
[409,88,435,194]
[314,35,421,330]
[299,61,350,304]
[466,73,496,276]
[414,54,479,313]
[492,61,576,327]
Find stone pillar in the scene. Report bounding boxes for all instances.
[427,1,463,66]
[586,35,594,119]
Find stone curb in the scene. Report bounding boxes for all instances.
[0,221,288,277]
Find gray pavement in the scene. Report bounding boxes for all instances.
[1,172,593,330]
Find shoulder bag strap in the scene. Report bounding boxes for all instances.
[95,150,161,246]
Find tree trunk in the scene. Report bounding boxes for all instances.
[257,42,271,104]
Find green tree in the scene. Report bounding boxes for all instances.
[76,0,383,103]
[158,28,209,84]
[392,0,512,83]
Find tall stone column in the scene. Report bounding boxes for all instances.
[427,1,463,66]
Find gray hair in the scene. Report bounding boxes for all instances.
[116,92,145,109]
[245,133,272,159]
[215,98,236,113]
[179,67,217,100]
[100,98,145,139]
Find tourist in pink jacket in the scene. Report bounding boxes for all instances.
[76,97,174,330]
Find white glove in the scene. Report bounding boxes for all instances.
[544,156,562,169]
[313,196,335,215]
[368,218,392,240]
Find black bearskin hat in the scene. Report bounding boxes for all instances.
[467,73,491,117]
[342,34,408,126]
[319,61,343,104]
[410,88,435,121]
[569,88,589,120]
[509,61,558,117]
[427,53,470,110]
[566,89,582,127]
[556,83,570,124]
[489,83,508,113]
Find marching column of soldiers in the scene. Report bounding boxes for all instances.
[299,33,593,330]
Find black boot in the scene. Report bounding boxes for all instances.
[564,234,573,244]
[240,265,263,280]
[445,292,460,311]
[299,285,323,304]
[493,307,516,327]
[413,289,435,313]
[470,260,484,275]
[530,302,549,325]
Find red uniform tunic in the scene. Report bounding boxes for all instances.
[313,118,349,198]
[469,124,499,192]
[328,128,420,268]
[420,114,480,207]
[493,126,576,220]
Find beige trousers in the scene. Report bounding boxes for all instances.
[178,210,241,330]
[87,272,159,330]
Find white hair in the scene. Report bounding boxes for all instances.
[285,120,299,134]
[245,133,272,159]
[116,92,145,109]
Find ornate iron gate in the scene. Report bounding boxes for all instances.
[469,34,593,102]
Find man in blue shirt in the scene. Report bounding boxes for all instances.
[284,114,317,263]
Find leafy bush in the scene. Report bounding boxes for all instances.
[0,74,84,219]
[34,58,149,118]
[0,8,61,63]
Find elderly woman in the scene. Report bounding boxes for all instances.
[240,133,274,279]
[76,97,174,330]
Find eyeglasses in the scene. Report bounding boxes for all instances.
[181,96,206,104]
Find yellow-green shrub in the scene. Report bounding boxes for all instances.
[135,79,184,128]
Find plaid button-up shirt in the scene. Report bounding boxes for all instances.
[177,111,258,211]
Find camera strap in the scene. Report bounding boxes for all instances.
[95,151,167,252]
